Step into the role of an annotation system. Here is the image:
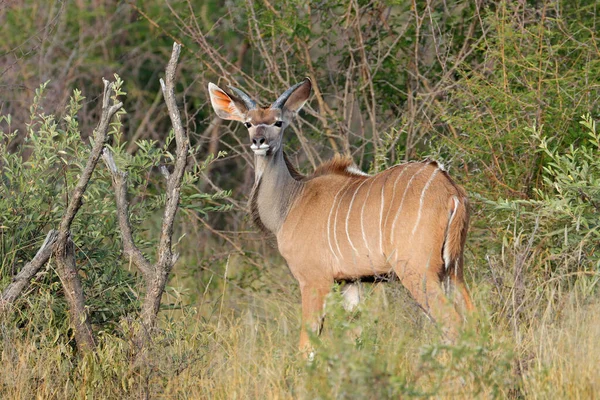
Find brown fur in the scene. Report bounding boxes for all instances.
[254,153,474,349]
[247,107,279,125]
[209,79,474,356]
[277,160,474,351]
[310,154,364,178]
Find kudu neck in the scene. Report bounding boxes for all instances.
[252,148,304,235]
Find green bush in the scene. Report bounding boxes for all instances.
[1,82,136,331]
[0,78,226,339]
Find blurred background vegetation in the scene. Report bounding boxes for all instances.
[1,0,599,398]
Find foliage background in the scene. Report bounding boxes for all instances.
[1,0,599,398]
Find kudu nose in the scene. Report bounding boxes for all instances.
[252,136,266,146]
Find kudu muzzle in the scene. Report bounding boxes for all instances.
[250,127,271,156]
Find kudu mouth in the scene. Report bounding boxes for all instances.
[250,135,273,156]
[250,143,271,156]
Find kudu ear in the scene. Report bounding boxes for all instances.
[271,78,312,114]
[208,82,249,122]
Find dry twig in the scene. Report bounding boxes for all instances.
[0,230,58,313]
[52,78,123,353]
[102,42,189,341]
[1,78,123,353]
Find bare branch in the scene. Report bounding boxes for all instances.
[101,149,154,278]
[57,79,122,235]
[0,230,58,313]
[54,234,95,352]
[102,43,189,335]
[156,42,189,272]
[132,42,190,331]
[53,77,123,353]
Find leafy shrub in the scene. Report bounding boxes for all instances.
[1,82,136,330]
[0,78,226,338]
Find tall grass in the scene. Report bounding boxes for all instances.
[2,246,599,398]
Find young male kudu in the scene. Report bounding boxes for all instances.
[208,78,474,354]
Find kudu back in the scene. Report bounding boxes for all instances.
[209,78,474,353]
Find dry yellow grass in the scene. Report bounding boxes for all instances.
[2,263,599,399]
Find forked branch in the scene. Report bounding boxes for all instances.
[103,42,189,337]
[53,78,123,353]
[2,79,123,351]
[102,151,153,278]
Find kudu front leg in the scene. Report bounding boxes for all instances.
[298,282,331,357]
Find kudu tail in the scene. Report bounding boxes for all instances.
[442,194,469,275]
[442,192,475,313]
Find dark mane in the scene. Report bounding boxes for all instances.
[249,179,272,237]
[283,152,305,181]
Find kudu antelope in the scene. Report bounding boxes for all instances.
[208,78,474,353]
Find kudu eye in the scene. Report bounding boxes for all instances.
[274,121,283,128]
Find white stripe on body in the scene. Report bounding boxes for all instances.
[327,180,352,263]
[378,174,387,255]
[383,164,412,234]
[333,181,359,261]
[410,168,440,237]
[360,175,378,253]
[345,178,370,254]
[390,164,430,244]
[377,166,404,255]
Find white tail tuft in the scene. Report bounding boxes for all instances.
[443,196,462,271]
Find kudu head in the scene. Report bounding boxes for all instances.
[208,79,311,156]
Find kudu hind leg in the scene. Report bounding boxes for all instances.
[450,273,475,314]
[395,261,462,342]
